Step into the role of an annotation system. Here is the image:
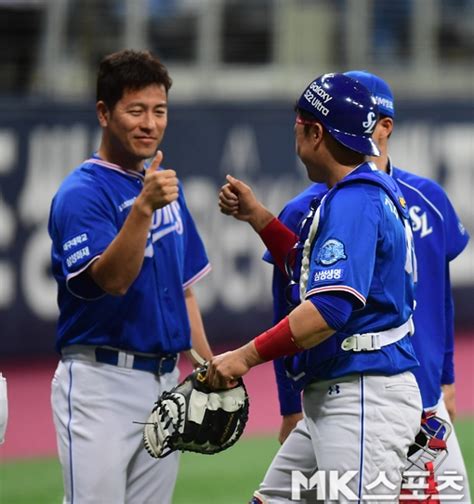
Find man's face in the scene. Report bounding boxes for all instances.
[101,84,168,164]
[294,117,313,168]
[294,115,322,181]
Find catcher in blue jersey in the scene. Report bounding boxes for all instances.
[48,50,213,503]
[209,73,423,501]
[231,72,470,503]
[262,72,471,503]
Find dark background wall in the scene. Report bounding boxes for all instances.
[0,99,472,357]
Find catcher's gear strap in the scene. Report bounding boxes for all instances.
[340,316,414,352]
[427,437,447,450]
[400,461,439,503]
[299,193,324,301]
[425,462,439,496]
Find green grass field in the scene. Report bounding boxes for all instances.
[1,420,473,504]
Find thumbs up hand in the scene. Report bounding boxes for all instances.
[138,150,179,216]
[218,174,259,222]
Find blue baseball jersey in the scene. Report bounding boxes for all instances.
[48,156,210,355]
[391,162,469,407]
[269,163,419,390]
[268,161,468,414]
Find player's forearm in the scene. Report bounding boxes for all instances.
[286,301,334,349]
[185,288,213,362]
[279,413,304,445]
[88,201,153,295]
[246,204,276,233]
[442,383,457,421]
[246,301,334,365]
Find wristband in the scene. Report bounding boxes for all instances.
[254,317,301,361]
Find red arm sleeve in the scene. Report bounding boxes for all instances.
[258,217,298,274]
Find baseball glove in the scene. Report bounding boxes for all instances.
[143,366,249,458]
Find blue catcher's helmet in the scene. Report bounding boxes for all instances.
[296,73,380,157]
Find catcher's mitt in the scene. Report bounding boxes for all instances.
[143,366,249,458]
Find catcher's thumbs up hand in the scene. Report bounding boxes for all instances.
[218,174,260,223]
[225,174,247,194]
[138,150,179,215]
[219,174,275,231]
[218,174,239,217]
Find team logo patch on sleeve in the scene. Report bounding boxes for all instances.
[316,239,347,266]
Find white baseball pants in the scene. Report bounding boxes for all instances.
[433,398,471,504]
[257,372,422,503]
[51,358,180,504]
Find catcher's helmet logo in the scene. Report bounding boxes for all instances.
[316,239,347,266]
[363,111,377,134]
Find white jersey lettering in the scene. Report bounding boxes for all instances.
[409,205,433,238]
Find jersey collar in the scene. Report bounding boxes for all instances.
[87,154,145,181]
[386,157,394,177]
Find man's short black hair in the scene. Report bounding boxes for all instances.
[97,50,173,110]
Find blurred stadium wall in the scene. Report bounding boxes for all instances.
[0,0,473,358]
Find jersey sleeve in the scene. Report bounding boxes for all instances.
[273,358,303,416]
[305,186,380,308]
[180,188,211,288]
[442,193,470,261]
[49,183,118,299]
[441,266,455,385]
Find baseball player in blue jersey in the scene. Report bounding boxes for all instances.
[48,50,212,504]
[258,72,471,503]
[209,73,423,502]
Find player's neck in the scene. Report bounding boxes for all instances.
[318,143,365,187]
[371,152,389,173]
[97,143,145,173]
[325,163,362,188]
